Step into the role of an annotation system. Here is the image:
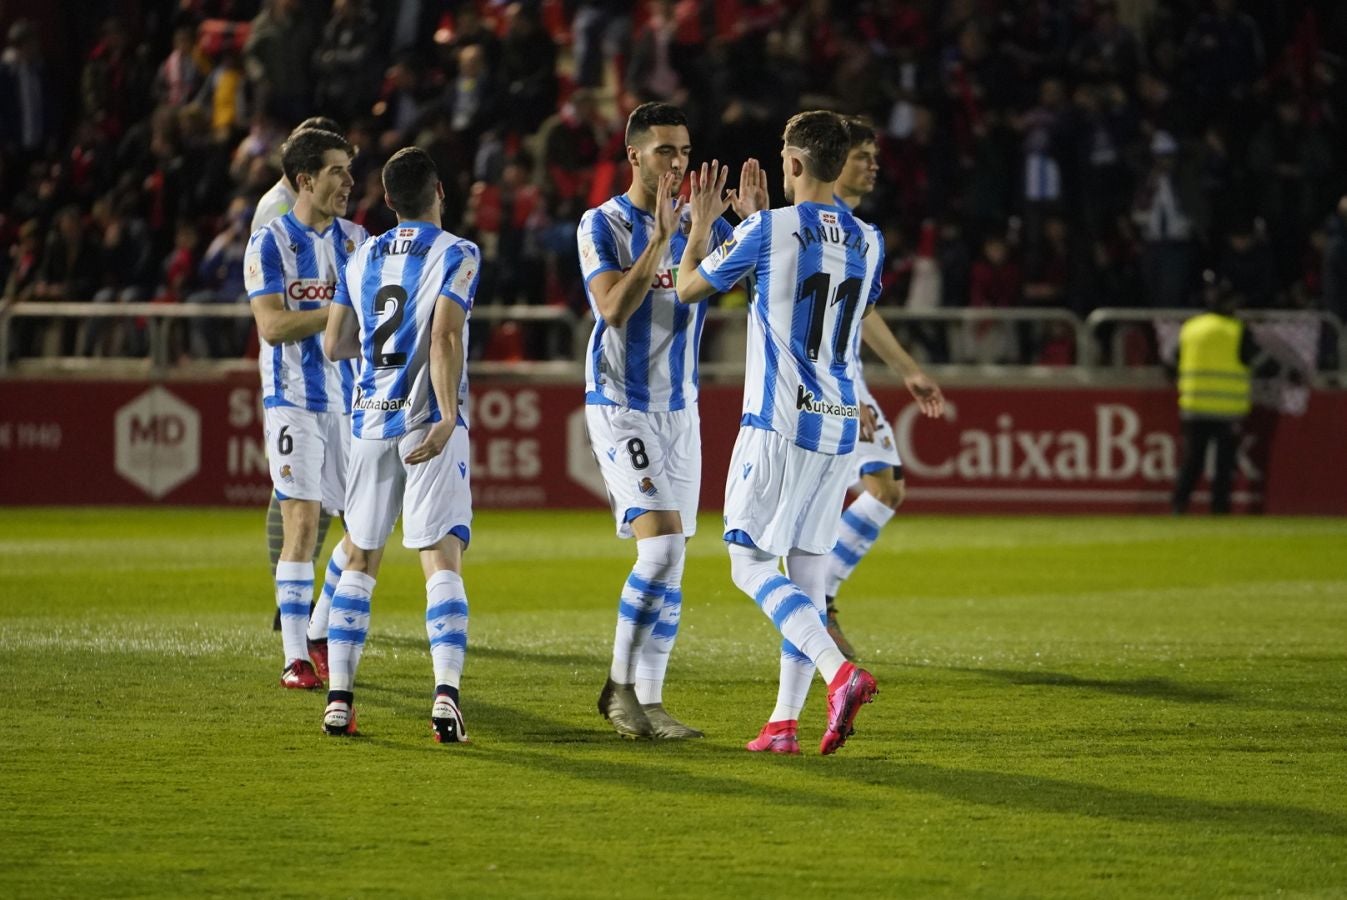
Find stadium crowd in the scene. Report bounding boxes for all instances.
[2,0,1345,366]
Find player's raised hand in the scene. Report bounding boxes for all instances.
[652,171,685,242]
[905,373,946,419]
[731,158,770,218]
[687,160,732,229]
[404,421,454,465]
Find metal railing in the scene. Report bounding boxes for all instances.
[2,298,1341,386]
[0,300,585,379]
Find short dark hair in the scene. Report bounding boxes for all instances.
[281,128,354,188]
[294,116,342,137]
[625,102,687,148]
[842,116,877,150]
[782,110,850,182]
[382,147,439,217]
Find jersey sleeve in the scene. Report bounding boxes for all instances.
[698,212,765,293]
[441,241,481,311]
[244,228,284,298]
[866,223,885,306]
[577,209,621,285]
[334,249,358,308]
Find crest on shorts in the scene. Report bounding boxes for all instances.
[882,436,893,450]
[638,477,658,497]
[279,464,294,483]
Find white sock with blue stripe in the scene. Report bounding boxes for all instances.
[426,570,469,689]
[769,552,829,721]
[306,540,348,642]
[275,560,313,664]
[825,491,896,597]
[635,550,686,705]
[729,545,846,683]
[328,571,375,693]
[610,534,683,685]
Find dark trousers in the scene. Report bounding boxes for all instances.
[1172,417,1239,514]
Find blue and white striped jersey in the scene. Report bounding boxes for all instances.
[577,195,735,412]
[698,202,884,455]
[244,212,368,413]
[335,222,480,440]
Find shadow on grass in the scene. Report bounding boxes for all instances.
[372,633,601,670]
[939,667,1235,704]
[813,760,1347,837]
[345,698,847,808]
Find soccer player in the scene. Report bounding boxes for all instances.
[676,110,885,755]
[244,127,366,690]
[577,101,767,739]
[254,116,344,636]
[321,147,479,740]
[823,118,946,659]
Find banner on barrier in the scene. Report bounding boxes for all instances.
[1,379,1342,514]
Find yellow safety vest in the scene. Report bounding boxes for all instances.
[1177,313,1251,417]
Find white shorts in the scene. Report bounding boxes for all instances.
[585,404,700,538]
[264,405,348,513]
[723,426,854,556]
[852,381,904,480]
[344,426,473,551]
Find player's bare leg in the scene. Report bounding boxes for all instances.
[268,495,332,630]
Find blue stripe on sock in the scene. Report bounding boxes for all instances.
[333,595,372,615]
[781,639,811,663]
[429,631,468,649]
[636,605,661,628]
[328,627,366,644]
[842,508,881,542]
[832,543,862,567]
[278,602,310,617]
[276,579,309,590]
[426,599,469,621]
[618,600,642,623]
[327,559,342,577]
[651,620,679,640]
[752,575,793,611]
[626,572,667,597]
[770,591,816,631]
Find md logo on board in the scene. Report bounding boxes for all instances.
[114,387,201,499]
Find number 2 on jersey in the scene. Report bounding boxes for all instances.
[799,273,863,362]
[371,284,408,369]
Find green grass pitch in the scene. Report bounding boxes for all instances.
[1,508,1345,898]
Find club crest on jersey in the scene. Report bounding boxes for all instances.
[345,239,356,254]
[638,477,658,497]
[796,385,859,418]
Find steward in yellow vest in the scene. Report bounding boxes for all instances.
[1177,313,1251,418]
[1171,281,1260,515]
